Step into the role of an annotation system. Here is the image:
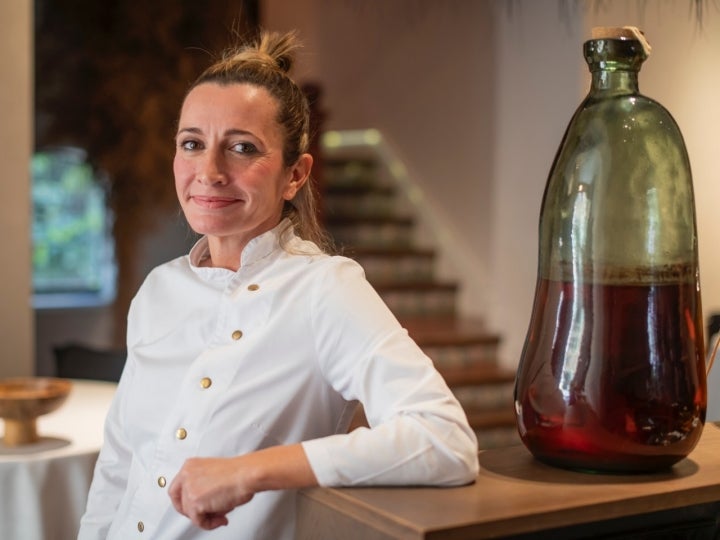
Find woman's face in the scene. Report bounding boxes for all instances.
[174,82,308,247]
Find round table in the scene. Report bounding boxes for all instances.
[0,379,117,540]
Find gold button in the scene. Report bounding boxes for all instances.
[248,284,260,291]
[137,521,145,532]
[200,377,212,389]
[176,428,187,440]
[158,476,167,488]
[231,330,243,340]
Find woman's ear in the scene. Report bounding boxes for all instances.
[283,153,313,200]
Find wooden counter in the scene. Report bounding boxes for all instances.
[297,424,720,539]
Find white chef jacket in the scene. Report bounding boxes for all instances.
[78,220,478,540]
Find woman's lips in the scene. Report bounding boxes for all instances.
[191,195,241,209]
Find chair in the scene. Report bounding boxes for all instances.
[53,343,127,382]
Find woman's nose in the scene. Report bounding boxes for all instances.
[196,151,227,185]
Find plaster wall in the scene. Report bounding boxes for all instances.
[0,0,34,377]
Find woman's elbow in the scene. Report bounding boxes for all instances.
[435,426,480,486]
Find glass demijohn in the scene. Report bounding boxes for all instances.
[514,27,706,473]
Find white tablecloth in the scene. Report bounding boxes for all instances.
[0,379,116,540]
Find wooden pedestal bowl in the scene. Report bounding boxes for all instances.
[0,378,73,446]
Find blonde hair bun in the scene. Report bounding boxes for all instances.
[218,31,299,75]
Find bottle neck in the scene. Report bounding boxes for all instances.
[584,38,646,98]
[589,69,639,97]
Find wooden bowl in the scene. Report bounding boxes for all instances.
[0,377,73,446]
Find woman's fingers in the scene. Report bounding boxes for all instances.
[168,457,251,529]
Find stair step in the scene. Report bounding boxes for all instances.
[327,216,414,249]
[465,407,516,430]
[344,247,435,283]
[475,426,522,449]
[469,408,520,448]
[401,316,499,347]
[324,157,379,187]
[452,379,515,412]
[375,281,457,290]
[325,183,398,220]
[344,246,435,257]
[375,282,457,317]
[437,364,515,387]
[325,183,395,196]
[401,316,503,370]
[325,197,395,220]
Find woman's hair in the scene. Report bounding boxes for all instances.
[188,30,331,252]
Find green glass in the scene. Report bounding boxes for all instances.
[514,33,706,473]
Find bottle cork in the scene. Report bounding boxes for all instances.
[591,26,652,56]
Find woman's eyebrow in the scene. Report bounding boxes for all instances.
[224,128,258,138]
[176,126,202,136]
[175,127,258,138]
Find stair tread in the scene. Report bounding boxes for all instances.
[325,183,395,195]
[324,156,377,166]
[374,281,458,291]
[465,407,517,429]
[401,316,500,346]
[341,246,435,258]
[439,363,515,386]
[326,215,413,225]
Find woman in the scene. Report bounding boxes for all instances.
[78,30,478,540]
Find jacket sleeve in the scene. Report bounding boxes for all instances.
[301,258,479,487]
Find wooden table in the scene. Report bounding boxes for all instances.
[297,424,720,539]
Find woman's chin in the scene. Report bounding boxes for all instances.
[184,216,235,237]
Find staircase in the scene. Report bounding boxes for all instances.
[321,135,520,450]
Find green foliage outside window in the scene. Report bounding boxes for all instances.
[32,147,115,305]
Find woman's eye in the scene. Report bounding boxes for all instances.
[179,139,201,151]
[231,142,257,154]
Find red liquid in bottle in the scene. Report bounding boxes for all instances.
[515,271,706,473]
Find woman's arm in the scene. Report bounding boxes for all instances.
[304,258,479,487]
[168,444,317,530]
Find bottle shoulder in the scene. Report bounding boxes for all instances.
[573,93,683,138]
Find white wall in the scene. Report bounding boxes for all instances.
[264,0,720,370]
[491,3,585,369]
[0,0,34,377]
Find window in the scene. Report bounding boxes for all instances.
[31,146,116,308]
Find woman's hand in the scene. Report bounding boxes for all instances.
[168,456,252,529]
[168,443,318,530]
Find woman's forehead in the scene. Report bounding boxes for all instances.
[179,83,282,137]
